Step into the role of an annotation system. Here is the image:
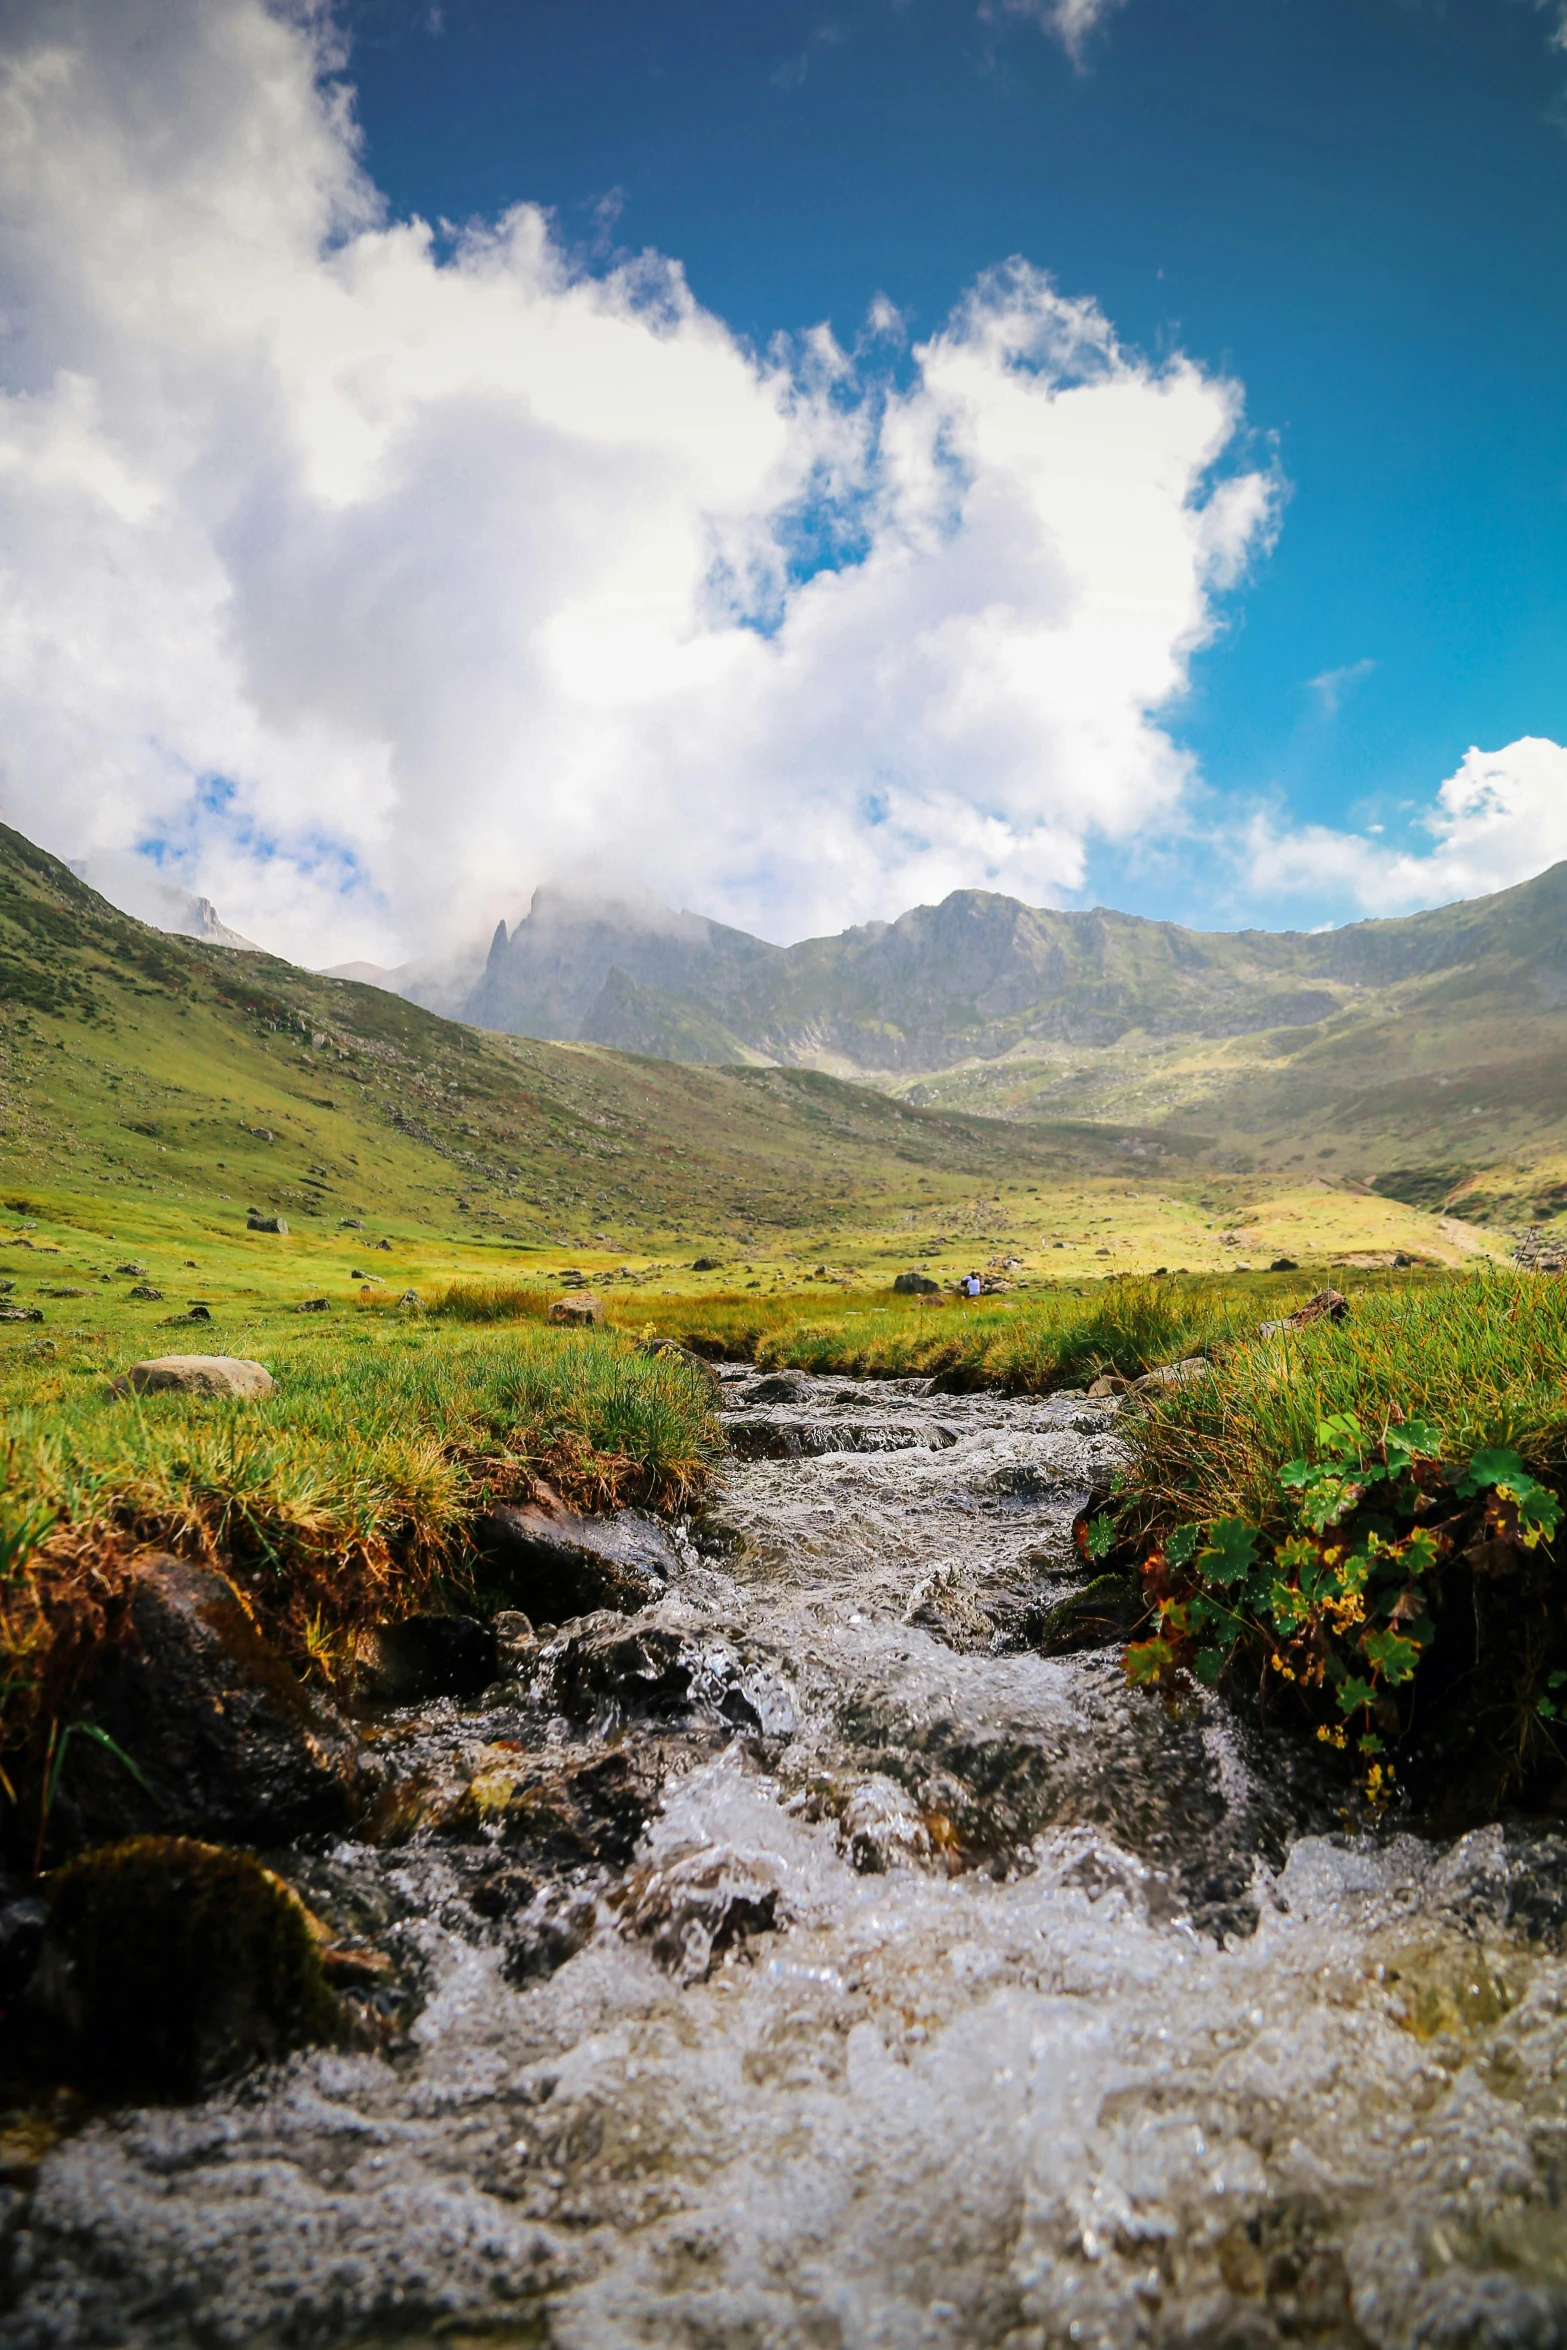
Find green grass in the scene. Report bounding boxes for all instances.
[628,1268,1453,1391]
[1127,1268,1567,1535]
[0,1315,719,1785]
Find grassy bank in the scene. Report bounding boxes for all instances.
[1104,1270,1567,1815]
[0,1317,718,1789]
[611,1265,1452,1390]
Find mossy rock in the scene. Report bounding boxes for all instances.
[35,1837,338,2099]
[1035,1571,1144,1656]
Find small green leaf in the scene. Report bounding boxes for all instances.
[1196,1517,1259,1588]
[1361,1627,1421,1685]
[1455,1446,1529,1499]
[1166,1523,1199,1570]
[1085,1513,1115,1562]
[1335,1675,1376,1714]
[1193,1645,1227,1687]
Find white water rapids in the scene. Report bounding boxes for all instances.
[8,1372,1567,2347]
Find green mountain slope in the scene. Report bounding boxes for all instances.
[454,865,1567,1188]
[898,866,1567,1182]
[0,824,1150,1252]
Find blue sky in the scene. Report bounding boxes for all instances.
[3,0,1566,959]
[344,0,1567,927]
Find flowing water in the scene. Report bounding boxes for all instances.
[9,1371,1567,2348]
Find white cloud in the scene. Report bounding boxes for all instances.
[1244,737,1567,915]
[1305,656,1376,718]
[984,0,1130,68]
[0,0,1274,964]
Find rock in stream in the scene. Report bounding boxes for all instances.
[6,1372,1567,2349]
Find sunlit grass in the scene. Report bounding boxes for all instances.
[1126,1267,1567,1535]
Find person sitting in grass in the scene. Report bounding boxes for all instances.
[963,1270,981,1299]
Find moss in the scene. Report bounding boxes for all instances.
[39,1836,338,2099]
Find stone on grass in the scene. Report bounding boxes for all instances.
[128,1284,162,1301]
[893,1270,940,1295]
[636,1335,721,1388]
[1257,1286,1351,1340]
[0,1306,43,1324]
[1270,1255,1299,1272]
[115,1261,147,1275]
[548,1293,604,1326]
[296,1297,329,1313]
[1131,1357,1213,1393]
[28,1837,337,2100]
[246,1213,288,1234]
[690,1257,724,1273]
[112,1355,275,1398]
[1087,1373,1130,1398]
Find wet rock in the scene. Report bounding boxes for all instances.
[466,1860,539,1920]
[622,1843,783,1981]
[47,1555,371,1855]
[492,1609,537,1672]
[530,1613,792,1736]
[892,1271,940,1295]
[471,1500,677,1621]
[548,1293,603,1326]
[246,1214,287,1234]
[356,1613,496,1703]
[741,1371,815,1404]
[1035,1571,1145,1655]
[723,1415,958,1460]
[535,1616,697,1721]
[25,1836,337,2099]
[503,1886,599,1983]
[842,1775,931,1873]
[0,1888,46,2004]
[456,1746,661,1867]
[109,1354,275,1398]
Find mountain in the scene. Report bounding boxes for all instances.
[424,867,1567,1185]
[466,886,780,1054]
[0,822,1129,1249]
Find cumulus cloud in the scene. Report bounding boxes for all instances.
[0,0,1275,964]
[1244,737,1567,916]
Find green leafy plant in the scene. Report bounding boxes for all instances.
[1120,1408,1564,1801]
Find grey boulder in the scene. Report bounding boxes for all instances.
[111,1355,275,1398]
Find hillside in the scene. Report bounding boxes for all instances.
[388,866,1567,1200]
[0,823,1174,1258]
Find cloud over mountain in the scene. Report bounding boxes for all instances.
[0,0,1282,963]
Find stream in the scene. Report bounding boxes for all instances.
[8,1368,1567,2348]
